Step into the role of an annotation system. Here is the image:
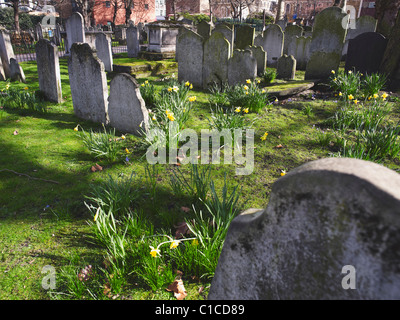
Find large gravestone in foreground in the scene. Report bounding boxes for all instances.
[68,43,108,124]
[209,158,400,300]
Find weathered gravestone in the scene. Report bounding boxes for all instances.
[108,73,149,135]
[177,28,204,88]
[345,32,388,75]
[227,49,257,86]
[65,12,85,53]
[95,32,113,72]
[288,36,311,70]
[235,25,255,50]
[35,39,62,103]
[254,24,284,67]
[9,58,26,83]
[196,21,212,41]
[0,28,15,78]
[68,43,108,124]
[305,7,348,80]
[209,157,400,300]
[213,24,234,57]
[126,24,140,58]
[276,54,296,80]
[283,24,303,55]
[0,58,4,81]
[202,32,230,88]
[245,45,266,76]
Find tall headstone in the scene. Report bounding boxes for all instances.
[288,36,311,70]
[202,32,231,89]
[65,12,85,53]
[235,25,255,49]
[108,73,149,135]
[254,24,284,67]
[126,24,140,57]
[245,45,267,76]
[209,158,400,300]
[0,28,16,78]
[35,39,62,103]
[276,54,296,80]
[283,24,303,55]
[177,28,204,88]
[345,32,388,75]
[95,32,113,72]
[68,43,108,124]
[227,49,257,86]
[305,7,348,80]
[213,24,234,57]
[0,57,5,81]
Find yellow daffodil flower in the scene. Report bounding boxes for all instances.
[373,93,379,99]
[168,87,172,92]
[243,108,249,113]
[381,93,388,100]
[185,81,190,86]
[73,125,79,132]
[243,85,249,90]
[192,239,199,246]
[121,135,126,140]
[348,94,354,100]
[331,70,335,74]
[145,80,149,84]
[125,148,130,154]
[246,79,251,84]
[189,84,193,89]
[170,240,180,249]
[188,96,196,102]
[235,107,241,113]
[280,170,286,176]
[149,246,160,258]
[353,99,359,104]
[338,92,342,96]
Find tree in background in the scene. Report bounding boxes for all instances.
[375,0,400,37]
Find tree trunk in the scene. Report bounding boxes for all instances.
[375,0,400,37]
[275,0,284,22]
[12,0,20,32]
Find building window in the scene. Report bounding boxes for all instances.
[105,1,111,7]
[145,4,149,10]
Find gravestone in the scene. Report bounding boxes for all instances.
[276,54,296,80]
[227,49,257,86]
[0,28,16,78]
[342,15,377,57]
[0,57,5,80]
[65,12,85,53]
[245,45,266,76]
[235,25,255,49]
[305,7,348,80]
[35,39,62,103]
[108,73,149,135]
[9,58,26,83]
[95,32,113,72]
[54,24,62,46]
[345,32,388,75]
[209,157,400,300]
[177,29,204,88]
[283,24,303,55]
[202,32,231,88]
[254,24,283,67]
[196,21,212,41]
[213,24,234,57]
[68,43,108,124]
[126,24,140,57]
[288,36,311,70]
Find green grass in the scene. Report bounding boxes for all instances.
[1,57,400,300]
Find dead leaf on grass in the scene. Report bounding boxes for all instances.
[167,279,187,300]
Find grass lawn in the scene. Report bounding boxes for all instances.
[0,55,399,300]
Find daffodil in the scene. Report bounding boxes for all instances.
[348,70,352,74]
[73,125,79,132]
[338,92,342,96]
[185,81,190,86]
[331,70,335,74]
[145,80,149,84]
[168,87,172,92]
[373,93,379,99]
[381,93,388,100]
[24,87,28,90]
[368,96,372,100]
[192,239,199,246]
[280,170,286,176]
[257,80,260,84]
[260,132,268,141]
[152,116,156,121]
[121,135,126,140]
[188,96,196,102]
[245,91,249,95]
[125,148,131,154]
[243,108,249,113]
[172,86,179,92]
[149,246,161,258]
[141,83,145,87]
[334,77,337,81]
[348,94,354,100]
[243,85,249,91]
[167,113,175,121]
[170,240,180,249]
[189,84,193,89]
[261,89,265,93]
[246,79,251,84]
[235,107,241,113]
[274,98,278,103]
[353,99,359,104]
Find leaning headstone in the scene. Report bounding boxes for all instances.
[345,32,388,75]
[209,157,400,300]
[0,58,5,80]
[235,25,255,49]
[108,73,149,135]
[177,29,204,88]
[65,12,85,53]
[283,24,303,54]
[255,24,284,67]
[342,15,377,57]
[0,28,16,78]
[35,39,62,103]
[202,32,230,89]
[213,24,234,57]
[276,54,296,80]
[288,36,311,70]
[9,58,26,83]
[245,45,266,76]
[68,43,108,124]
[305,7,348,79]
[126,24,140,58]
[95,32,113,72]
[227,49,257,86]
[196,21,212,41]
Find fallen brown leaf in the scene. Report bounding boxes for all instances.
[174,221,190,239]
[180,206,191,213]
[275,144,283,148]
[167,279,187,300]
